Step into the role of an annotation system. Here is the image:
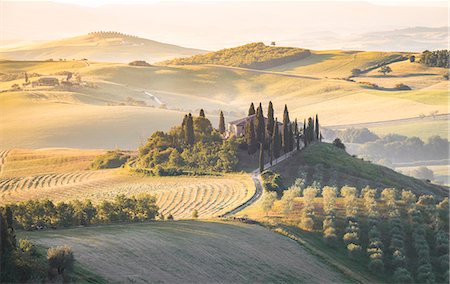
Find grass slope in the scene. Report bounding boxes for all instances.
[0,32,205,63]
[273,143,447,197]
[18,221,351,283]
[162,42,311,69]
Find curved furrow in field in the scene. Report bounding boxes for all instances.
[171,186,199,216]
[173,186,202,217]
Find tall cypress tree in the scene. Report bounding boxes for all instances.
[185,113,195,145]
[288,124,294,152]
[303,119,307,146]
[267,101,275,138]
[269,136,274,165]
[248,103,256,116]
[315,114,320,141]
[294,118,299,150]
[181,114,188,143]
[245,119,257,155]
[255,103,265,144]
[259,142,264,173]
[218,111,225,134]
[282,105,290,153]
[199,109,205,118]
[272,118,281,159]
[307,117,314,144]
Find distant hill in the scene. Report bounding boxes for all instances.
[273,143,448,198]
[162,42,311,69]
[342,26,449,52]
[0,31,206,63]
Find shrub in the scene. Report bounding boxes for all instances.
[347,243,362,258]
[192,209,198,219]
[300,216,314,231]
[47,246,74,281]
[393,267,413,283]
[332,138,345,150]
[395,83,411,90]
[368,258,384,273]
[19,239,38,256]
[167,214,174,220]
[90,150,130,169]
[129,60,152,67]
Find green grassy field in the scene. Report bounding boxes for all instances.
[271,143,447,197]
[18,221,351,283]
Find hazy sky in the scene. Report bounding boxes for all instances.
[1,0,448,50]
[3,0,449,7]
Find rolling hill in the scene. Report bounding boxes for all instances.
[272,142,448,198]
[0,44,447,149]
[162,42,311,69]
[0,32,206,63]
[18,221,351,283]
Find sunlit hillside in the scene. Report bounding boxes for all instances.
[0,32,205,63]
[1,46,448,149]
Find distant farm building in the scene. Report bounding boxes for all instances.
[32,77,59,87]
[227,114,283,138]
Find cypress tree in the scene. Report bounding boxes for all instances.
[185,113,195,145]
[269,136,274,165]
[272,118,281,159]
[245,119,257,155]
[259,142,264,173]
[294,118,300,150]
[282,105,290,153]
[181,114,188,143]
[267,101,275,137]
[315,114,320,141]
[255,103,265,144]
[303,119,307,146]
[248,103,256,116]
[307,117,314,144]
[199,109,205,118]
[289,124,294,152]
[218,111,225,134]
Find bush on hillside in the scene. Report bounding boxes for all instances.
[395,83,411,90]
[129,60,152,67]
[261,170,284,196]
[90,150,130,169]
[47,245,74,281]
[332,138,346,150]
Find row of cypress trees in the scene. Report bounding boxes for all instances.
[244,102,321,170]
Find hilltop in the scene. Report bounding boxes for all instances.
[272,142,448,198]
[162,42,311,69]
[0,32,205,63]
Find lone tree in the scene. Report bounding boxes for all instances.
[192,209,199,219]
[351,68,362,77]
[199,109,205,117]
[378,65,392,76]
[255,103,265,144]
[267,101,275,138]
[245,119,257,155]
[218,111,225,134]
[282,105,291,153]
[248,103,256,116]
[47,245,75,280]
[332,138,346,150]
[24,72,28,83]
